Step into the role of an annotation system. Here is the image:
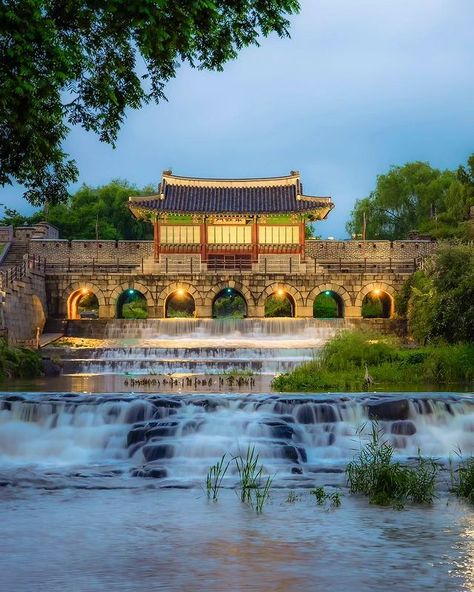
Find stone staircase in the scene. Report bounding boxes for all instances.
[0,241,29,269]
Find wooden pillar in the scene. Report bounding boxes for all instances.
[200,217,208,262]
[154,218,160,261]
[299,220,306,261]
[251,216,259,262]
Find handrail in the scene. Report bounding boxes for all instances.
[0,254,45,288]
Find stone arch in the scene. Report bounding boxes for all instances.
[64,282,107,320]
[306,283,352,309]
[205,280,256,309]
[257,282,304,316]
[355,282,396,318]
[109,281,155,318]
[157,282,204,317]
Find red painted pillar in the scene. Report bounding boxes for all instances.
[299,221,305,261]
[154,219,160,261]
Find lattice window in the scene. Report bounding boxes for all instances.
[258,226,300,244]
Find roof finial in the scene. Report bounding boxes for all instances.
[163,168,172,176]
[290,170,300,176]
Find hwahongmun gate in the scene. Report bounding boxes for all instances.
[0,170,437,343]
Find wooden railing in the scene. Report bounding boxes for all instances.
[0,254,45,288]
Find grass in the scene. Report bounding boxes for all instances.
[450,455,474,503]
[272,329,474,392]
[205,445,273,513]
[310,487,342,508]
[0,338,43,379]
[206,454,231,501]
[346,423,438,508]
[222,368,255,379]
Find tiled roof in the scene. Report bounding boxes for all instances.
[129,172,333,217]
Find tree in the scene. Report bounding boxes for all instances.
[398,245,474,344]
[346,158,474,240]
[0,179,154,240]
[0,0,300,206]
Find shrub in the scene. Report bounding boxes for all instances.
[346,423,438,508]
[451,457,474,503]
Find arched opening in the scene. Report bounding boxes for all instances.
[264,290,295,318]
[212,288,247,319]
[165,290,195,318]
[313,291,344,318]
[362,290,393,318]
[117,289,148,319]
[67,289,99,320]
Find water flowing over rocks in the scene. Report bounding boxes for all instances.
[1,392,474,488]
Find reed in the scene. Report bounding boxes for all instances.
[450,455,474,503]
[205,453,231,501]
[346,422,438,508]
[310,487,342,508]
[235,445,273,512]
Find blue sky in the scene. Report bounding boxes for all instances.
[2,0,474,237]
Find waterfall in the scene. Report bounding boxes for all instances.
[1,393,474,483]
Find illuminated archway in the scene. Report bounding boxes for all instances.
[264,290,295,318]
[212,288,247,318]
[362,290,393,318]
[67,288,100,320]
[313,291,344,318]
[165,290,196,318]
[117,289,148,319]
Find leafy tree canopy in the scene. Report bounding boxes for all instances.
[0,0,300,206]
[397,245,474,344]
[0,179,154,239]
[346,155,474,240]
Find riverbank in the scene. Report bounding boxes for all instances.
[0,339,42,380]
[272,330,474,392]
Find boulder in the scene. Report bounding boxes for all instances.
[391,420,417,436]
[367,398,410,421]
[142,444,174,462]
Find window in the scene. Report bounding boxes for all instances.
[208,225,252,244]
[161,225,200,244]
[259,226,299,244]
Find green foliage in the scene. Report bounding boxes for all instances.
[119,291,148,319]
[1,0,300,205]
[286,490,298,503]
[0,339,43,379]
[313,293,340,318]
[399,245,474,344]
[265,294,293,317]
[272,329,474,392]
[346,156,474,240]
[346,423,438,508]
[310,486,342,507]
[213,292,246,318]
[451,456,474,504]
[223,368,255,379]
[235,445,273,513]
[206,453,231,501]
[361,294,386,318]
[0,180,154,240]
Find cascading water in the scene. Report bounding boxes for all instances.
[45,318,349,380]
[2,392,474,488]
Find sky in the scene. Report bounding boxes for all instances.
[2,0,474,238]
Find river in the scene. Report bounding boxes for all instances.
[1,319,473,591]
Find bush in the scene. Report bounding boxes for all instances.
[0,339,43,379]
[346,423,438,508]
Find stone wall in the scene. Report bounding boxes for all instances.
[0,226,14,242]
[29,239,154,263]
[30,238,437,265]
[1,269,47,345]
[305,239,437,261]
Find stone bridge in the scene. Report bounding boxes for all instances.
[31,238,437,320]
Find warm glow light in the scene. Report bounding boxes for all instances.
[373,289,381,296]
[277,289,285,297]
[176,288,185,297]
[81,288,88,294]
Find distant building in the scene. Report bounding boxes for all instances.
[128,170,333,271]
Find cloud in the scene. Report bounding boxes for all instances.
[2,0,474,237]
